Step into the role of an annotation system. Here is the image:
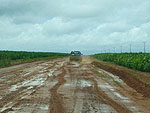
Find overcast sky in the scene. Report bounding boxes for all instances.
[0,0,149,54]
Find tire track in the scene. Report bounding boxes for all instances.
[0,57,146,113]
[49,67,67,113]
[0,60,64,112]
[87,76,133,113]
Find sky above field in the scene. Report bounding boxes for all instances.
[0,0,149,54]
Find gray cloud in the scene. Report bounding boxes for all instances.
[0,0,150,54]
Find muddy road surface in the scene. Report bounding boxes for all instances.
[0,57,149,113]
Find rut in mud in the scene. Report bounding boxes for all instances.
[87,77,132,113]
[92,61,150,98]
[0,57,149,113]
[49,67,66,113]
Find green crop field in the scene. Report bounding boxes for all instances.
[0,51,69,68]
[92,53,150,72]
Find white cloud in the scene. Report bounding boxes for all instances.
[0,0,149,54]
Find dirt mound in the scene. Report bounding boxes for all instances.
[92,61,150,98]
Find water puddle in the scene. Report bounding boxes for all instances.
[46,81,57,88]
[48,61,65,77]
[60,61,66,67]
[113,92,131,103]
[23,72,31,76]
[99,104,118,113]
[95,72,141,113]
[99,83,115,91]
[97,79,132,104]
[128,106,142,113]
[48,69,55,77]
[80,80,92,88]
[0,101,15,112]
[9,74,47,92]
[39,67,48,73]
[9,85,18,92]
[39,105,49,110]
[7,104,49,113]
[71,62,80,68]
[98,69,123,83]
[26,78,45,86]
[48,68,62,77]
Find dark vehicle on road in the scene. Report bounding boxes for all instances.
[70,51,82,56]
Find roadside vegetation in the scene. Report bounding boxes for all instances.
[92,53,150,72]
[0,51,69,68]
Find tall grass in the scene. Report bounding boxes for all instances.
[92,53,150,72]
[0,51,69,68]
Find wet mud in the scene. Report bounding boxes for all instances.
[0,57,149,113]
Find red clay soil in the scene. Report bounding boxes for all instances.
[92,61,150,98]
[49,67,67,113]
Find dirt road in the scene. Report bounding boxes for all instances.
[0,57,149,113]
